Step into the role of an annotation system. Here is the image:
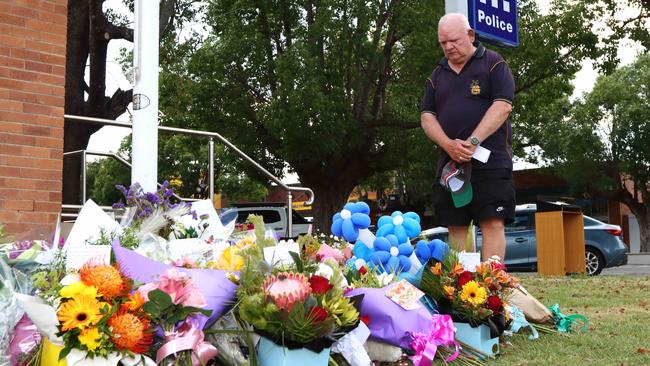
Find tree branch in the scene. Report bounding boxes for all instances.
[515,46,580,94]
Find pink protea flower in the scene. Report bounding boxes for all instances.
[263,272,311,311]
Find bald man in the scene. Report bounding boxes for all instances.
[420,13,516,261]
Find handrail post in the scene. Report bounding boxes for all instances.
[81,150,87,204]
[287,191,293,238]
[208,137,215,203]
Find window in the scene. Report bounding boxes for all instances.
[583,216,603,227]
[292,210,308,224]
[238,209,282,224]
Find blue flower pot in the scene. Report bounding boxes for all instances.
[257,337,330,366]
[454,322,499,357]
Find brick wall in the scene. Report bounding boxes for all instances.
[0,0,67,237]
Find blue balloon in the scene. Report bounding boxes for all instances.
[375,210,422,242]
[370,234,412,274]
[415,240,431,262]
[331,202,372,242]
[431,239,450,262]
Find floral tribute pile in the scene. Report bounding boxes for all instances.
[0,183,583,366]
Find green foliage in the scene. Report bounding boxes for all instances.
[30,249,66,305]
[144,288,212,328]
[544,53,650,195]
[285,301,330,343]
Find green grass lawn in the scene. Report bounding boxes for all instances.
[490,274,650,366]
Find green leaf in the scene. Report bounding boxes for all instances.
[148,288,173,308]
[142,301,161,315]
[59,346,72,360]
[289,251,303,273]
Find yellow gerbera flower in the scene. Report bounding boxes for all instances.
[59,282,99,299]
[460,281,488,306]
[78,327,101,351]
[57,294,103,331]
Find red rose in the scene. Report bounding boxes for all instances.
[359,266,368,275]
[457,271,474,288]
[360,315,371,325]
[486,295,503,313]
[307,306,329,323]
[309,275,333,295]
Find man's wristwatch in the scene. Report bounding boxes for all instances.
[470,136,480,146]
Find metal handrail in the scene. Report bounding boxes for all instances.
[63,149,189,203]
[64,114,314,236]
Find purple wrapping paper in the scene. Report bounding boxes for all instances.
[112,241,238,329]
[9,314,41,365]
[346,286,434,350]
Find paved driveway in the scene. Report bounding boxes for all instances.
[602,265,650,276]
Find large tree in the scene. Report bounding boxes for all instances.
[157,0,608,231]
[63,0,199,204]
[544,54,650,252]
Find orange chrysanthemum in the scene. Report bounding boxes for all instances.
[107,311,153,354]
[80,263,130,300]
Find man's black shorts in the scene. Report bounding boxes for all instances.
[433,168,515,226]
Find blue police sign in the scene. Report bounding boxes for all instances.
[468,0,518,47]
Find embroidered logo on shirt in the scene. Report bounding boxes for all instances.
[470,80,481,95]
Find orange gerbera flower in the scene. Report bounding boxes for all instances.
[80,263,130,300]
[57,294,103,331]
[430,262,442,276]
[107,311,153,354]
[450,263,465,277]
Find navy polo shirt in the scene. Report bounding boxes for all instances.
[421,42,515,176]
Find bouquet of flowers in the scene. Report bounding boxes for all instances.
[138,268,216,365]
[14,261,157,365]
[420,252,519,332]
[55,263,154,361]
[235,225,361,364]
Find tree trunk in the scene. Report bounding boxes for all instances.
[63,0,94,204]
[309,181,356,235]
[63,0,133,204]
[297,153,377,234]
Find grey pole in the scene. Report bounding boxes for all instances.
[287,191,293,238]
[208,137,215,201]
[81,150,87,204]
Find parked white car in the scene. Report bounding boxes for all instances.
[217,203,311,238]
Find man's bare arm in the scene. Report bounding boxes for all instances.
[463,101,513,152]
[421,112,473,162]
